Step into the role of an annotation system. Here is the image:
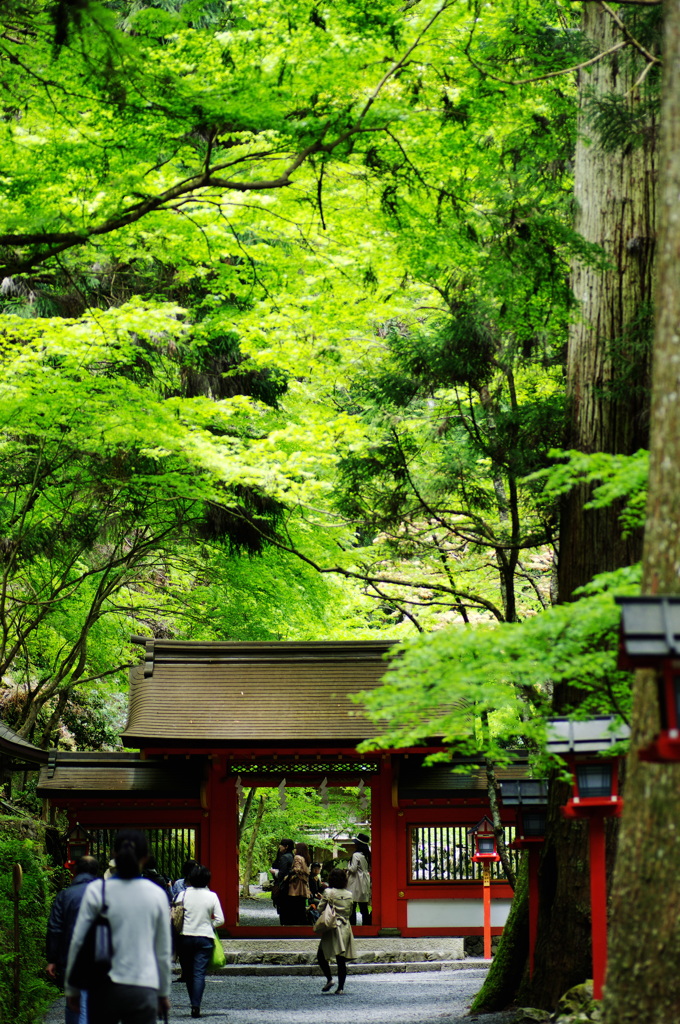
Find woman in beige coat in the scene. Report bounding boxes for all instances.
[316,868,357,994]
[286,842,311,925]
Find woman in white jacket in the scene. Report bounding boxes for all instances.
[346,833,372,926]
[65,829,172,1024]
[175,864,224,1018]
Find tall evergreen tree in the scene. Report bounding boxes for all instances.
[604,1,680,1018]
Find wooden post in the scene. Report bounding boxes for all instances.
[589,816,607,999]
[206,756,238,930]
[482,862,492,959]
[13,863,23,1013]
[376,754,400,933]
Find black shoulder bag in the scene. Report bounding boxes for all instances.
[67,878,113,990]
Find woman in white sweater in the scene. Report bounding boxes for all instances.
[65,830,172,1024]
[176,864,225,1018]
[346,833,372,926]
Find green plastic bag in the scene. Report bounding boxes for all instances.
[210,933,226,970]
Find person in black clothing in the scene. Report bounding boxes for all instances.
[271,839,294,924]
[143,855,172,903]
[46,855,100,1024]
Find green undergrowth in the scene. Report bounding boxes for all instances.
[0,817,54,1024]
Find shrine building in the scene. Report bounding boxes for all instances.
[37,638,522,938]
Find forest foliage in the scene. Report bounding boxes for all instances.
[0,0,658,758]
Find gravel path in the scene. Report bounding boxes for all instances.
[238,895,370,927]
[44,969,520,1024]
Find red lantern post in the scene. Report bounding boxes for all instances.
[469,817,500,960]
[547,717,628,1001]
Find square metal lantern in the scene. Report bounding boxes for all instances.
[617,596,680,761]
[546,717,628,819]
[500,779,548,846]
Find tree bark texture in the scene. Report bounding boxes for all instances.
[521,779,591,1009]
[604,3,680,1019]
[557,3,657,610]
[529,6,658,1009]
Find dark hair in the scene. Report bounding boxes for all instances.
[280,839,294,852]
[145,855,159,871]
[182,859,197,880]
[295,842,311,866]
[311,862,321,871]
[114,829,148,879]
[328,868,347,889]
[75,855,100,876]
[189,864,211,888]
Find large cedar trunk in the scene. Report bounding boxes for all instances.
[603,4,680,1019]
[474,7,658,1012]
[557,5,656,610]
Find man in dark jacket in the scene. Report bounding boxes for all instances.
[271,839,294,924]
[46,855,100,1024]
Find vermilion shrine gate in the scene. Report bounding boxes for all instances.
[37,639,521,938]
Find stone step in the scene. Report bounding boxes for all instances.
[218,936,464,966]
[199,937,481,975]
[213,959,488,977]
[222,948,465,966]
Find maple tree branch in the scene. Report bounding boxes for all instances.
[463,38,629,87]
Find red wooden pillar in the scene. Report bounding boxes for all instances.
[589,816,608,1000]
[205,755,238,930]
[375,753,400,932]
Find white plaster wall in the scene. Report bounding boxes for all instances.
[406,898,512,928]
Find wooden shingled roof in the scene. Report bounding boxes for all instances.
[0,719,49,765]
[122,638,398,747]
[37,751,202,798]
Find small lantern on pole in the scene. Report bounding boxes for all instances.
[500,779,548,978]
[616,596,680,761]
[546,716,629,1000]
[468,816,500,959]
[66,824,90,869]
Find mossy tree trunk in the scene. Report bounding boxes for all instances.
[470,854,529,1013]
[603,4,680,1019]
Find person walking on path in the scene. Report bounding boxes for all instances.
[176,864,225,1019]
[316,868,357,995]
[46,855,100,1024]
[346,833,372,926]
[171,858,197,900]
[285,842,311,925]
[64,830,172,1024]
